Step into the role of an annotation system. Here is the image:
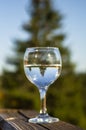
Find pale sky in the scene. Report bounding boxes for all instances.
[0,0,86,74]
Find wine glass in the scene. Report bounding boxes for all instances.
[24,47,62,123]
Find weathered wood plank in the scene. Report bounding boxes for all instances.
[0,109,47,130]
[0,116,16,130]
[0,109,84,130]
[19,110,83,130]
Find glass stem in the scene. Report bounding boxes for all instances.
[39,88,47,115]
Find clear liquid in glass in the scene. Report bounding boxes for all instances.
[24,47,62,123]
[24,64,61,89]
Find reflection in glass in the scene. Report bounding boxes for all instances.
[24,47,62,123]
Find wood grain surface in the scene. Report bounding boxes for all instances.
[0,109,84,130]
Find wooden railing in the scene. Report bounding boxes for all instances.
[0,109,83,130]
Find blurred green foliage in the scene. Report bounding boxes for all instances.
[0,0,86,129]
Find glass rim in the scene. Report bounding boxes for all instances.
[26,47,59,50]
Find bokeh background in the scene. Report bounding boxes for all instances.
[0,0,86,129]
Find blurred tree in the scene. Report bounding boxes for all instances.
[1,0,86,129]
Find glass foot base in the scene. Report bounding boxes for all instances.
[29,113,59,123]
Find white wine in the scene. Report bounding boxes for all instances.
[24,64,61,89]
